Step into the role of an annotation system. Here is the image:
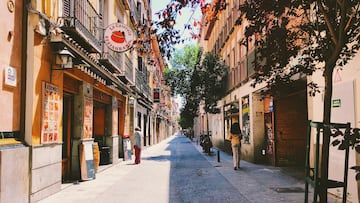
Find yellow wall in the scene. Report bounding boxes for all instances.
[30,33,64,145]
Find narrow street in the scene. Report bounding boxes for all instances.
[39,134,335,203]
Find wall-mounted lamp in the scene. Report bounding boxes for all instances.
[129,96,135,106]
[52,47,75,70]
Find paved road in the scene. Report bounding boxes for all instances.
[39,134,336,203]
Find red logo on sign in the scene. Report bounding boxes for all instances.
[104,23,134,52]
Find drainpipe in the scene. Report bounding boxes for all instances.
[21,0,30,201]
[20,0,29,142]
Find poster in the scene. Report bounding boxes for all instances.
[41,82,60,144]
[83,96,93,139]
[242,95,250,144]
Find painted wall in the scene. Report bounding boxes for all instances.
[308,53,360,202]
[0,1,30,202]
[0,0,22,131]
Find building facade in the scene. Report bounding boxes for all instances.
[197,0,360,201]
[198,0,307,165]
[0,0,173,202]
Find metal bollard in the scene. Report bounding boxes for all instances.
[217,150,220,162]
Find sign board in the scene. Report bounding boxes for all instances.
[4,66,16,87]
[80,142,96,180]
[41,82,60,144]
[153,88,160,103]
[104,23,134,52]
[332,99,341,108]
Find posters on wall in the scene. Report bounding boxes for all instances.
[242,95,250,144]
[83,96,93,139]
[41,82,60,144]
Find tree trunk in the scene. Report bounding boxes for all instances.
[319,67,334,202]
[206,113,209,135]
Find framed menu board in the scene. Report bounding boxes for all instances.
[41,82,60,144]
[79,142,95,180]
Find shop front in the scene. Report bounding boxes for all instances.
[93,88,112,166]
[223,101,240,154]
[62,75,81,181]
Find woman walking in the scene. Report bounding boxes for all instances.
[229,122,242,170]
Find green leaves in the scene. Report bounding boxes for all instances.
[200,52,228,114]
[163,45,228,128]
[239,0,360,93]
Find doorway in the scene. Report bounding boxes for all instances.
[62,94,73,181]
[143,114,147,146]
[93,102,110,165]
[274,90,307,166]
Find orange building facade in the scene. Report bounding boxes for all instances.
[0,0,174,202]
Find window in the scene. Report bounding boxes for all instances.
[138,57,143,71]
[232,48,236,68]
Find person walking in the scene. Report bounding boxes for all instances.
[229,122,242,170]
[133,127,142,164]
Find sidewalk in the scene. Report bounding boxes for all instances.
[191,138,338,203]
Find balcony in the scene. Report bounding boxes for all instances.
[59,0,102,53]
[119,54,134,84]
[100,49,124,74]
[123,0,140,25]
[135,69,150,98]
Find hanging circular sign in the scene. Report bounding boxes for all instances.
[104,23,135,52]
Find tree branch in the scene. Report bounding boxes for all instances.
[316,0,338,44]
[345,3,359,32]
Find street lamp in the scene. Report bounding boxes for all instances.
[52,47,75,70]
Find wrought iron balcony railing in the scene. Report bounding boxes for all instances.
[122,54,134,84]
[135,69,150,98]
[100,50,124,74]
[59,0,102,53]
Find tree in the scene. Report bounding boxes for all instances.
[237,1,359,202]
[200,52,228,114]
[164,45,228,130]
[164,44,203,129]
[199,52,228,133]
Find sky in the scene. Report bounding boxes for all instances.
[151,0,203,49]
[151,1,204,108]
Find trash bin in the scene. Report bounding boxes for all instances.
[99,146,110,165]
